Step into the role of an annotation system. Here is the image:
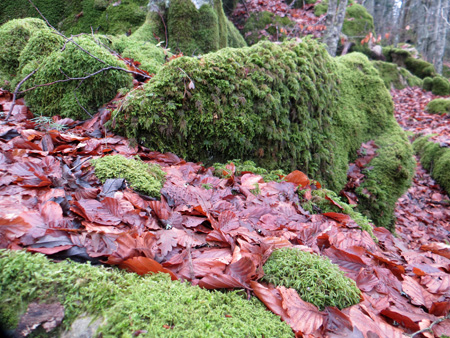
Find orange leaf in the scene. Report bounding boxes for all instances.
[322,212,351,223]
[119,256,178,280]
[284,170,310,188]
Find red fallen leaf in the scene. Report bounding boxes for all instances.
[433,319,450,337]
[430,301,450,316]
[420,242,450,259]
[401,275,435,309]
[119,256,178,280]
[380,306,436,331]
[325,195,343,209]
[40,201,63,227]
[71,199,121,226]
[250,281,285,318]
[198,273,248,289]
[323,307,357,337]
[322,212,351,223]
[27,245,74,255]
[284,170,310,188]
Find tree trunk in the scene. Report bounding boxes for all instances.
[324,0,349,57]
[435,0,450,74]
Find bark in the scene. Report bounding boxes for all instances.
[435,0,450,74]
[324,0,349,57]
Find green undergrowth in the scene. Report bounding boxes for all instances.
[213,159,285,182]
[91,155,166,198]
[0,249,294,338]
[112,39,414,230]
[372,60,423,89]
[262,248,361,310]
[426,98,450,115]
[413,136,450,194]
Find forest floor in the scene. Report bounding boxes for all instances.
[0,86,449,337]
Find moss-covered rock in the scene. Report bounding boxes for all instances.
[22,34,132,119]
[413,136,450,194]
[112,39,414,229]
[241,11,294,45]
[372,60,423,89]
[431,76,450,96]
[0,249,294,337]
[0,18,48,84]
[226,18,247,48]
[262,248,361,310]
[343,4,374,39]
[91,155,166,197]
[404,57,436,79]
[423,77,433,91]
[426,98,450,115]
[0,0,68,27]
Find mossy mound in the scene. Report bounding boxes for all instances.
[112,39,414,229]
[0,249,294,338]
[0,18,48,83]
[241,11,294,45]
[426,98,450,115]
[20,33,133,119]
[372,60,423,90]
[431,76,450,96]
[343,4,374,39]
[423,77,433,91]
[413,136,450,194]
[384,47,436,79]
[91,155,166,198]
[262,248,361,310]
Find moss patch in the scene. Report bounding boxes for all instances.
[241,11,294,45]
[91,155,166,198]
[226,18,247,48]
[372,60,423,90]
[413,136,450,194]
[431,76,450,96]
[343,4,374,39]
[112,40,414,230]
[213,159,285,182]
[426,98,450,115]
[0,249,294,337]
[262,248,361,310]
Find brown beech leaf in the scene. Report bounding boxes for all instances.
[380,306,436,331]
[420,242,450,259]
[322,212,352,223]
[198,273,247,289]
[430,301,450,316]
[250,281,285,318]
[401,275,435,309]
[284,170,310,188]
[119,256,178,280]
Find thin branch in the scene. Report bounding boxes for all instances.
[156,9,169,49]
[409,314,450,338]
[70,156,93,172]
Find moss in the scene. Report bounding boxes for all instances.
[0,249,294,337]
[0,18,48,83]
[405,57,436,79]
[262,248,361,310]
[431,76,450,96]
[130,12,164,44]
[241,11,294,45]
[372,60,422,90]
[213,159,285,182]
[23,35,132,119]
[423,77,433,91]
[112,40,414,229]
[426,98,450,115]
[90,155,166,197]
[383,47,411,65]
[0,0,68,27]
[96,1,146,35]
[413,136,450,194]
[222,0,239,15]
[314,2,328,16]
[226,17,247,48]
[343,4,374,39]
[442,65,450,78]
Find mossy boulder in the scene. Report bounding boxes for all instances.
[112,39,415,229]
[91,155,166,198]
[240,11,294,45]
[343,4,374,39]
[423,77,433,91]
[0,249,294,337]
[431,76,450,96]
[262,248,361,310]
[413,136,450,194]
[426,98,450,115]
[372,60,423,90]
[383,47,436,80]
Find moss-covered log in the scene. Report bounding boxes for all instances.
[112,38,415,229]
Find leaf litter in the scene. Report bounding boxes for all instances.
[1,85,450,337]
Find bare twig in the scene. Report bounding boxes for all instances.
[409,314,450,338]
[70,156,93,172]
[156,9,169,49]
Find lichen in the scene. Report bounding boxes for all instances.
[426,98,450,115]
[413,136,450,194]
[90,154,166,198]
[22,34,132,119]
[0,249,294,337]
[262,248,361,310]
[112,39,414,230]
[372,60,423,90]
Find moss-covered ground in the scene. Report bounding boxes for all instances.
[413,136,450,194]
[112,39,414,230]
[0,249,294,338]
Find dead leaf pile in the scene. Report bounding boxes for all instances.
[1,88,449,337]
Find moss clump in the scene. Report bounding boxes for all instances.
[226,18,247,48]
[423,77,433,91]
[343,4,374,39]
[91,155,166,198]
[112,39,414,229]
[241,11,294,45]
[0,249,294,337]
[404,57,436,79]
[426,98,450,115]
[372,60,423,90]
[262,248,361,310]
[96,1,146,35]
[413,136,450,194]
[22,34,132,119]
[0,18,48,83]
[0,0,68,27]
[431,76,450,96]
[213,159,285,182]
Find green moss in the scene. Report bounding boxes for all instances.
[90,154,166,198]
[262,248,361,310]
[130,12,163,44]
[213,159,285,182]
[96,1,146,35]
[241,11,294,45]
[226,17,247,48]
[222,0,239,15]
[383,47,411,65]
[405,57,436,79]
[0,0,68,27]
[426,98,450,115]
[0,249,294,337]
[442,65,450,78]
[23,35,132,119]
[413,136,450,194]
[0,18,48,82]
[431,76,450,96]
[343,4,374,39]
[314,2,328,16]
[372,61,422,89]
[112,40,414,230]
[423,77,433,91]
